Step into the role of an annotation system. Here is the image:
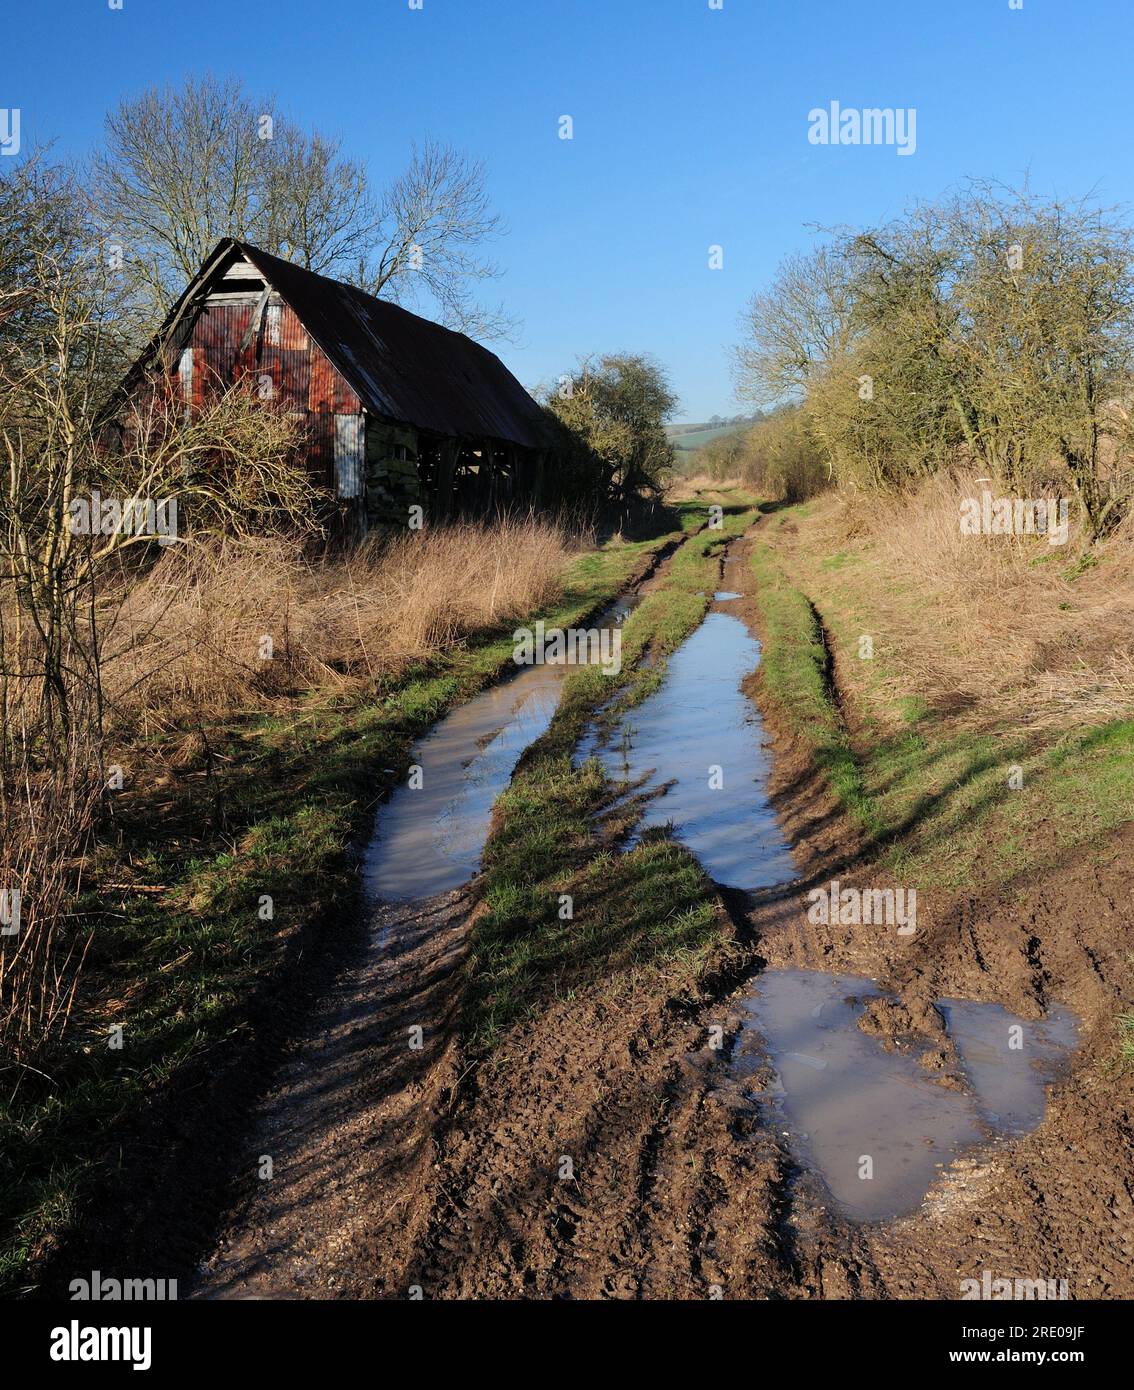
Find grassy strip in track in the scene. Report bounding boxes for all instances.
[464,501,762,1053]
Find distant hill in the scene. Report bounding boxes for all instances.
[666,416,760,453]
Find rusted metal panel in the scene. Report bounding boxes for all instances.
[308,410,336,489]
[192,301,253,352]
[332,359,360,415]
[190,306,223,351]
[248,348,311,406]
[306,345,359,416]
[308,350,335,414]
[277,302,308,351]
[192,302,255,403]
[276,349,311,405]
[200,348,230,400]
[305,350,332,414]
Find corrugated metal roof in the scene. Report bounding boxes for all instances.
[112,240,552,451]
[154,239,552,449]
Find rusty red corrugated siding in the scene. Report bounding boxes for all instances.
[277,302,308,352]
[188,302,249,406]
[308,409,336,488]
[182,297,358,490]
[308,350,359,415]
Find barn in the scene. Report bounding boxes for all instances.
[112,238,555,529]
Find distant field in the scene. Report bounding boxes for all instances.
[666,421,752,453]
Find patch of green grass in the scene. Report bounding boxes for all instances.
[469,824,721,1052]
[668,484,760,533]
[820,549,855,572]
[1117,1012,1134,1072]
[749,541,882,839]
[1062,551,1100,582]
[897,696,930,725]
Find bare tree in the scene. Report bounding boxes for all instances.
[260,124,372,275]
[92,77,265,315]
[370,140,516,340]
[0,218,319,1056]
[92,75,515,339]
[733,245,858,406]
[0,150,138,378]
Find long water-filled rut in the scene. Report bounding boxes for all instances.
[193,590,641,1296]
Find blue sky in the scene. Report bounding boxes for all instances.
[3,0,1133,420]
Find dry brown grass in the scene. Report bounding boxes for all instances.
[667,472,723,500]
[791,474,1134,732]
[101,515,577,730]
[3,515,575,1056]
[0,757,100,1057]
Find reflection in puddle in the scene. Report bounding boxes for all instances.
[714,591,741,601]
[738,969,1078,1222]
[579,612,796,889]
[363,669,564,902]
[364,599,635,902]
[740,970,980,1222]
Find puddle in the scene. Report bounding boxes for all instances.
[938,996,1079,1134]
[578,611,796,889]
[737,969,1079,1222]
[364,599,635,902]
[714,591,741,602]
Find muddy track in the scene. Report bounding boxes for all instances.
[157,520,1133,1301]
[191,890,467,1299]
[396,532,800,1298]
[397,530,1134,1300]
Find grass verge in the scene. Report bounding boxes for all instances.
[749,539,880,838]
[748,503,1134,892]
